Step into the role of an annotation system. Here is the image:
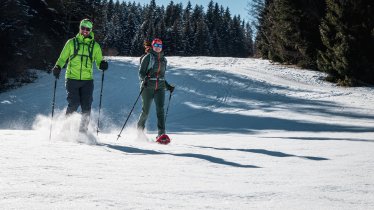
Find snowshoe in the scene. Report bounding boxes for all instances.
[156,134,171,145]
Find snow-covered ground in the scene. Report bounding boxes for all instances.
[0,57,373,209]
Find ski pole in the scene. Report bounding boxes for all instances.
[117,87,144,140]
[165,92,173,123]
[49,78,58,140]
[96,70,105,136]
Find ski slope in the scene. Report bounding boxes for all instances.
[0,57,373,209]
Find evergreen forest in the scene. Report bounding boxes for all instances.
[252,0,374,85]
[1,0,373,90]
[0,0,253,90]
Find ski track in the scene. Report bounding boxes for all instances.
[0,56,374,209]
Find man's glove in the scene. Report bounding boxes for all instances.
[52,66,61,79]
[99,60,108,71]
[166,83,175,93]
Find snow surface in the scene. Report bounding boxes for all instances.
[0,57,373,209]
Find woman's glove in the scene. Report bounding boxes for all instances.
[166,83,175,93]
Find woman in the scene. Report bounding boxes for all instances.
[137,38,174,144]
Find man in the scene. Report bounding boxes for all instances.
[52,18,108,133]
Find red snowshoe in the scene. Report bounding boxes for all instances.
[156,134,171,145]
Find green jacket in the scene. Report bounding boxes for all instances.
[139,50,167,90]
[55,32,103,80]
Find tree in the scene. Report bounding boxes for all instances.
[230,16,247,57]
[247,0,265,31]
[1,0,257,90]
[193,17,211,56]
[318,0,374,85]
[269,0,305,64]
[244,22,254,56]
[107,0,115,21]
[254,0,325,67]
[0,0,65,90]
[220,7,233,56]
[254,0,273,58]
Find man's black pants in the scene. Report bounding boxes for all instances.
[65,79,94,132]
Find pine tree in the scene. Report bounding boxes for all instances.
[207,2,222,56]
[244,22,254,56]
[90,0,106,43]
[220,7,233,56]
[297,0,326,68]
[0,0,257,89]
[155,18,166,39]
[254,0,273,59]
[193,17,211,56]
[230,16,247,57]
[255,0,326,66]
[0,0,32,87]
[107,0,115,21]
[164,1,182,54]
[61,0,94,37]
[183,1,192,21]
[210,30,221,56]
[0,0,65,90]
[318,0,374,85]
[165,1,176,28]
[206,0,215,32]
[171,19,183,55]
[182,1,194,56]
[182,19,194,56]
[269,0,305,64]
[247,0,265,30]
[111,0,124,55]
[152,4,166,40]
[99,0,109,49]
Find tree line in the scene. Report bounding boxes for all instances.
[0,0,253,91]
[251,0,374,85]
[1,0,373,91]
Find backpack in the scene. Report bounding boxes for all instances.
[147,53,155,71]
[69,37,96,64]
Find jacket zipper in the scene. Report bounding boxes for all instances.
[80,42,85,80]
[155,53,161,90]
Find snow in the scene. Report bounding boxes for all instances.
[1,57,374,209]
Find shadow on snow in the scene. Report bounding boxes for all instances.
[189,145,329,161]
[103,143,260,168]
[262,136,374,143]
[1,59,373,135]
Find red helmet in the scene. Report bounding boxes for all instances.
[152,38,163,47]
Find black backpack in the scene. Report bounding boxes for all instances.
[68,37,96,66]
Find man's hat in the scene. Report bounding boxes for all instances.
[80,18,93,29]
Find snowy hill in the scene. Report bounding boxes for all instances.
[1,57,374,209]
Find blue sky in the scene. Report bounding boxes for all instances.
[121,0,250,21]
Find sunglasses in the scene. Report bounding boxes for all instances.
[80,26,92,32]
[153,43,163,48]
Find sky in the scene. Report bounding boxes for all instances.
[122,0,250,21]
